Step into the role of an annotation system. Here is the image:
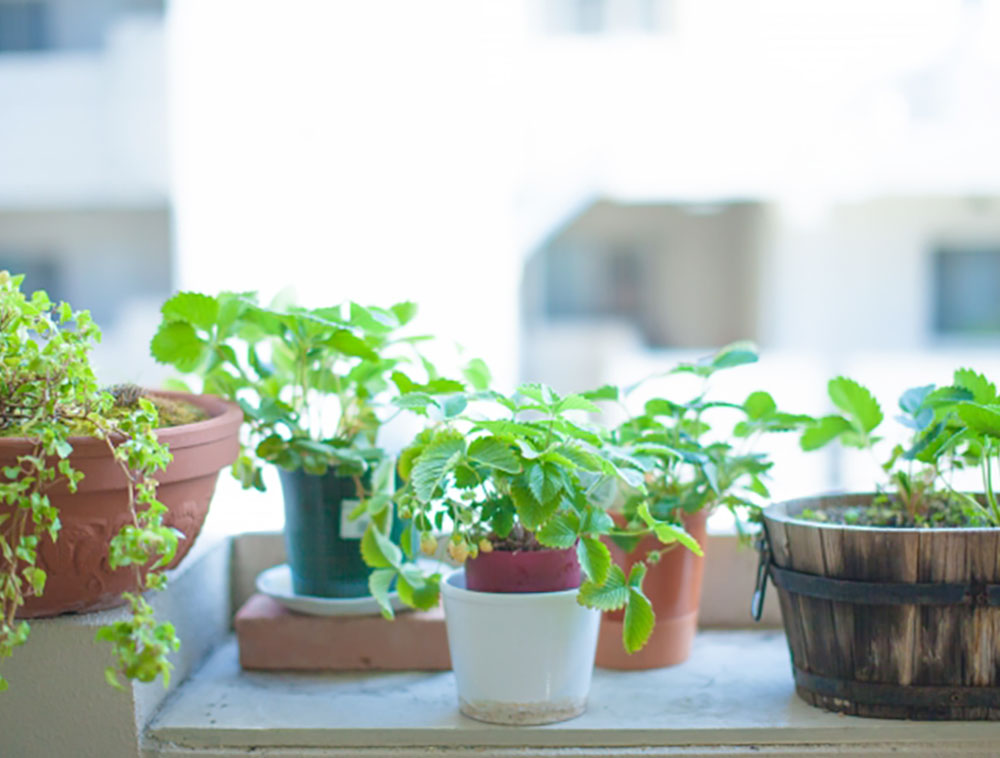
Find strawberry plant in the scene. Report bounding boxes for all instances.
[797,370,1000,526]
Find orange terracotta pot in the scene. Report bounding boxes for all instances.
[1,391,242,618]
[595,509,708,669]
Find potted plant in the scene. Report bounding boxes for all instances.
[591,342,801,669]
[0,272,242,690]
[756,370,1000,719]
[362,383,698,724]
[151,291,468,599]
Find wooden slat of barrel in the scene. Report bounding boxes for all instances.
[765,494,1000,720]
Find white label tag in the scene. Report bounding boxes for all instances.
[340,499,369,540]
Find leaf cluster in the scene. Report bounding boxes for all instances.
[362,382,699,653]
[601,342,801,544]
[796,371,1000,526]
[151,292,467,491]
[0,271,176,691]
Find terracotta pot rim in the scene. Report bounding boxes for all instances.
[766,492,1000,534]
[0,390,242,454]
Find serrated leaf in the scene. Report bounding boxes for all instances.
[578,565,628,610]
[923,385,975,408]
[577,535,611,584]
[411,434,465,502]
[828,377,882,433]
[161,292,219,330]
[957,403,1000,439]
[536,511,580,548]
[467,437,522,474]
[509,480,559,531]
[150,321,208,372]
[556,394,601,414]
[954,369,997,405]
[623,585,654,654]
[527,462,564,505]
[800,415,852,451]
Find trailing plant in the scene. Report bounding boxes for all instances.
[151,292,479,495]
[796,370,1000,527]
[592,342,805,550]
[0,271,179,691]
[361,383,700,654]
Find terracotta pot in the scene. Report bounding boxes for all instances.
[464,546,581,593]
[595,509,708,669]
[1,391,242,618]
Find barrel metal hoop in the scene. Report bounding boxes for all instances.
[794,667,1000,708]
[770,563,1000,607]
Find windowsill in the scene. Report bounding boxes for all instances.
[145,630,999,756]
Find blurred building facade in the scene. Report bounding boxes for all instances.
[0,0,169,379]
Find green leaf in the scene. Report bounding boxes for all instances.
[957,403,1000,439]
[899,384,935,414]
[369,569,396,620]
[744,391,776,420]
[711,341,759,370]
[160,292,219,330]
[390,301,418,326]
[556,394,601,414]
[411,433,465,502]
[578,565,628,611]
[580,384,620,402]
[397,570,440,611]
[800,415,852,451]
[536,511,581,548]
[361,525,401,568]
[441,394,467,418]
[637,502,703,555]
[509,481,559,531]
[954,369,997,405]
[149,321,208,372]
[828,377,882,433]
[462,358,492,391]
[526,462,563,505]
[623,578,654,653]
[577,535,611,584]
[327,329,378,359]
[467,437,522,474]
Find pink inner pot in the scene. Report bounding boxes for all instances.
[464,546,581,593]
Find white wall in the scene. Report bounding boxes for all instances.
[169,0,528,389]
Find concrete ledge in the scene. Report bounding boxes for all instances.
[0,530,232,758]
[144,631,1000,758]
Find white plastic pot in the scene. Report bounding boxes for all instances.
[440,569,601,725]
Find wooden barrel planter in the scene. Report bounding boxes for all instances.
[758,494,1000,720]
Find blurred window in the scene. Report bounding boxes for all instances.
[0,1,47,52]
[543,0,668,35]
[933,247,1000,335]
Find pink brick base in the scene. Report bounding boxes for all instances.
[235,594,452,671]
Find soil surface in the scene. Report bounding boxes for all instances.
[488,523,548,551]
[799,494,995,528]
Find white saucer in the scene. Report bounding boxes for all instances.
[255,564,410,617]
